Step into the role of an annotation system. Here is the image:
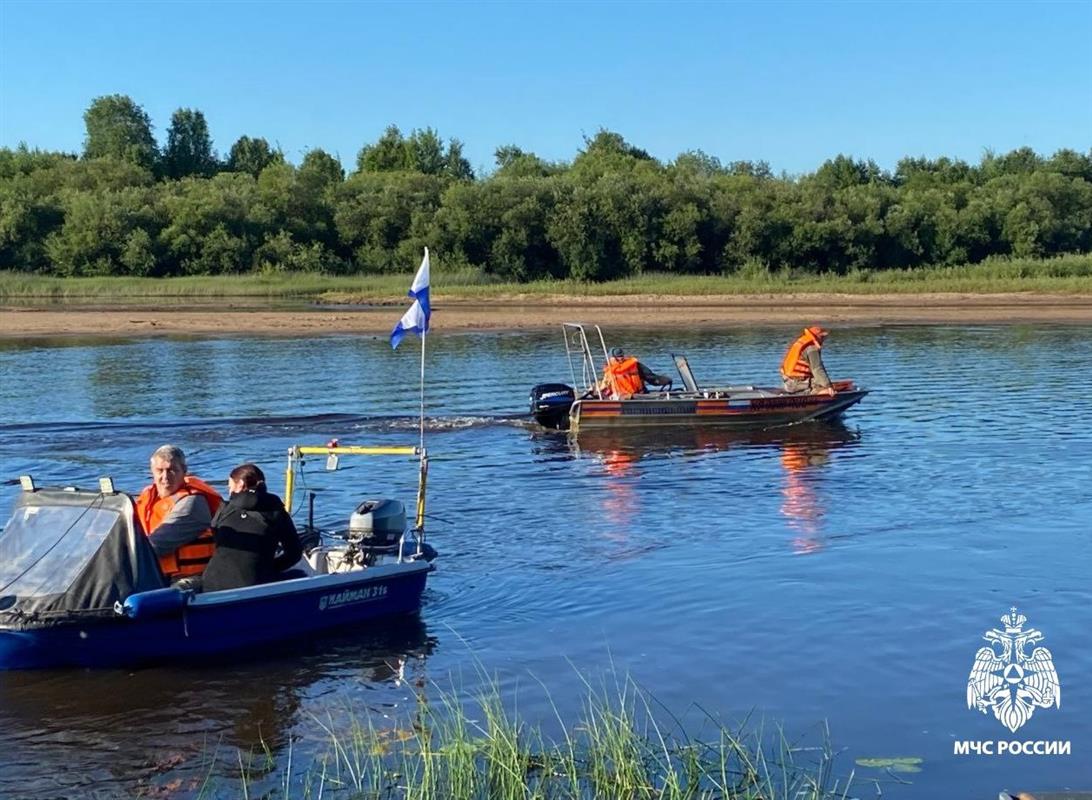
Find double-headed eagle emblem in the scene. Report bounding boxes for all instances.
[967,608,1061,732]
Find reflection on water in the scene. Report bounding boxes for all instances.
[0,616,435,797]
[1,325,1091,797]
[779,437,835,554]
[570,422,860,556]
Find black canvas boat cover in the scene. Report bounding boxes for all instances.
[0,488,165,629]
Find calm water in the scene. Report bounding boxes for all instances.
[1,325,1090,798]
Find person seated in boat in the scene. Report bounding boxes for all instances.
[135,444,223,583]
[201,463,303,593]
[596,347,673,399]
[780,326,836,396]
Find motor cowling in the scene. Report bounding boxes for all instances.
[529,383,575,430]
[348,499,406,548]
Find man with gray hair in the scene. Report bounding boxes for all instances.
[134,445,223,582]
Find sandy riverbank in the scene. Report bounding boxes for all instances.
[2,293,1092,338]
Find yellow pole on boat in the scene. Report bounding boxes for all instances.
[284,447,297,513]
[415,450,428,535]
[295,446,418,456]
[284,444,420,515]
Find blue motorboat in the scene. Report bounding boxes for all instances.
[0,444,437,670]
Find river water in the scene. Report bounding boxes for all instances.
[0,324,1090,798]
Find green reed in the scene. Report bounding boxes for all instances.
[188,674,855,800]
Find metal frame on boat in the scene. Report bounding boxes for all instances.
[0,444,436,670]
[530,323,868,433]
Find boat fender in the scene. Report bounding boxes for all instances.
[123,587,187,619]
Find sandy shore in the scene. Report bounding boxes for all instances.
[2,293,1092,338]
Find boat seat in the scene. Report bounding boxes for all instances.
[672,355,701,393]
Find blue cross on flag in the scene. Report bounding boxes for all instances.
[390,249,431,349]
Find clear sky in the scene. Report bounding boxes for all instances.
[1,0,1089,176]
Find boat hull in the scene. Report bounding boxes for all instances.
[570,389,867,432]
[0,562,431,670]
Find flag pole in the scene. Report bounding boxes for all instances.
[419,327,426,454]
[416,255,428,556]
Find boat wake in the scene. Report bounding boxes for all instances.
[0,411,532,437]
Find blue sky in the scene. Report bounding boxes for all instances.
[1,1,1089,176]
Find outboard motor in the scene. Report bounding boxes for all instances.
[529,383,575,430]
[310,499,409,572]
[348,499,406,550]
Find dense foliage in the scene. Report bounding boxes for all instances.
[1,95,1089,280]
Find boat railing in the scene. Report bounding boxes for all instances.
[283,444,429,557]
[562,323,609,399]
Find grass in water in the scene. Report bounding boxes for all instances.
[2,253,1090,302]
[180,674,858,799]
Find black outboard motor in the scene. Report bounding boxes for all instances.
[529,383,575,429]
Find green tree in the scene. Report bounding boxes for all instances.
[0,152,152,272]
[163,108,218,179]
[159,173,258,274]
[299,148,344,187]
[493,145,560,179]
[44,185,161,276]
[297,149,345,249]
[433,177,560,279]
[811,155,887,190]
[443,138,474,181]
[227,136,282,178]
[569,130,656,183]
[673,150,724,177]
[356,125,412,173]
[333,171,444,271]
[82,95,158,170]
[357,125,474,179]
[1045,148,1092,182]
[407,128,445,175]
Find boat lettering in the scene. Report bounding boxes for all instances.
[537,391,570,401]
[750,395,824,409]
[318,584,389,611]
[622,404,697,416]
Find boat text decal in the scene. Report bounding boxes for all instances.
[318,583,389,611]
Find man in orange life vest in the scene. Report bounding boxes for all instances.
[597,347,672,399]
[134,445,223,582]
[780,326,836,396]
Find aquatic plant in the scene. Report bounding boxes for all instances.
[184,673,857,800]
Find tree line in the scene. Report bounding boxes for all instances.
[1,94,1089,280]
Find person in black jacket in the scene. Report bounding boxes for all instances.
[201,463,303,592]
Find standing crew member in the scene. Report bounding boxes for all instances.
[780,326,836,396]
[598,346,673,399]
[134,444,223,581]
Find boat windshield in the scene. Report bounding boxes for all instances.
[0,504,120,598]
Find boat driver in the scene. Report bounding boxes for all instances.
[134,445,223,582]
[597,347,673,400]
[780,326,836,396]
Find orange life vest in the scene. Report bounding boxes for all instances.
[780,328,823,381]
[602,357,644,398]
[135,476,223,580]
